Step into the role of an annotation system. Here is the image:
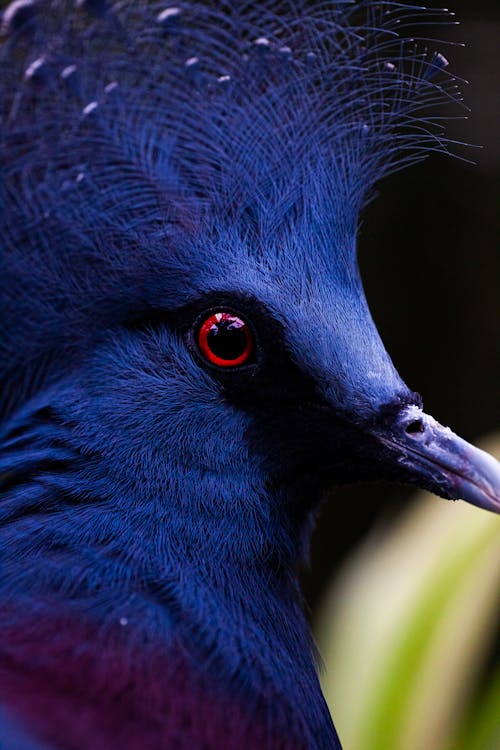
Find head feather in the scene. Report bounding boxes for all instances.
[0,0,464,414]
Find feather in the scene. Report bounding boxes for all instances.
[1,1,463,414]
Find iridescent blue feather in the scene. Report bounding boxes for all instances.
[1,5,483,749]
[1,0,462,417]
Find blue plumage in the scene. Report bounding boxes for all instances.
[1,0,460,411]
[1,2,499,749]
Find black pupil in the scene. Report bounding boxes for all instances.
[208,318,247,360]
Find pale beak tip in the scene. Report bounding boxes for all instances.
[376,407,500,515]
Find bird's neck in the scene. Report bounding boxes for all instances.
[2,591,334,749]
[1,529,335,748]
[0,414,338,748]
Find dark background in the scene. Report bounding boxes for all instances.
[304,0,500,612]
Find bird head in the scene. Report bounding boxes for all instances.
[1,1,499,586]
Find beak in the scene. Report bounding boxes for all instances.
[373,405,500,514]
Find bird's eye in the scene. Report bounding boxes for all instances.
[197,312,253,367]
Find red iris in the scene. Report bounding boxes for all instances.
[197,312,253,367]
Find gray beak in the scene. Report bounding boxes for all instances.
[375,406,500,514]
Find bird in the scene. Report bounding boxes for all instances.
[0,1,499,748]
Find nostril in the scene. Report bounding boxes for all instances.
[405,418,424,435]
